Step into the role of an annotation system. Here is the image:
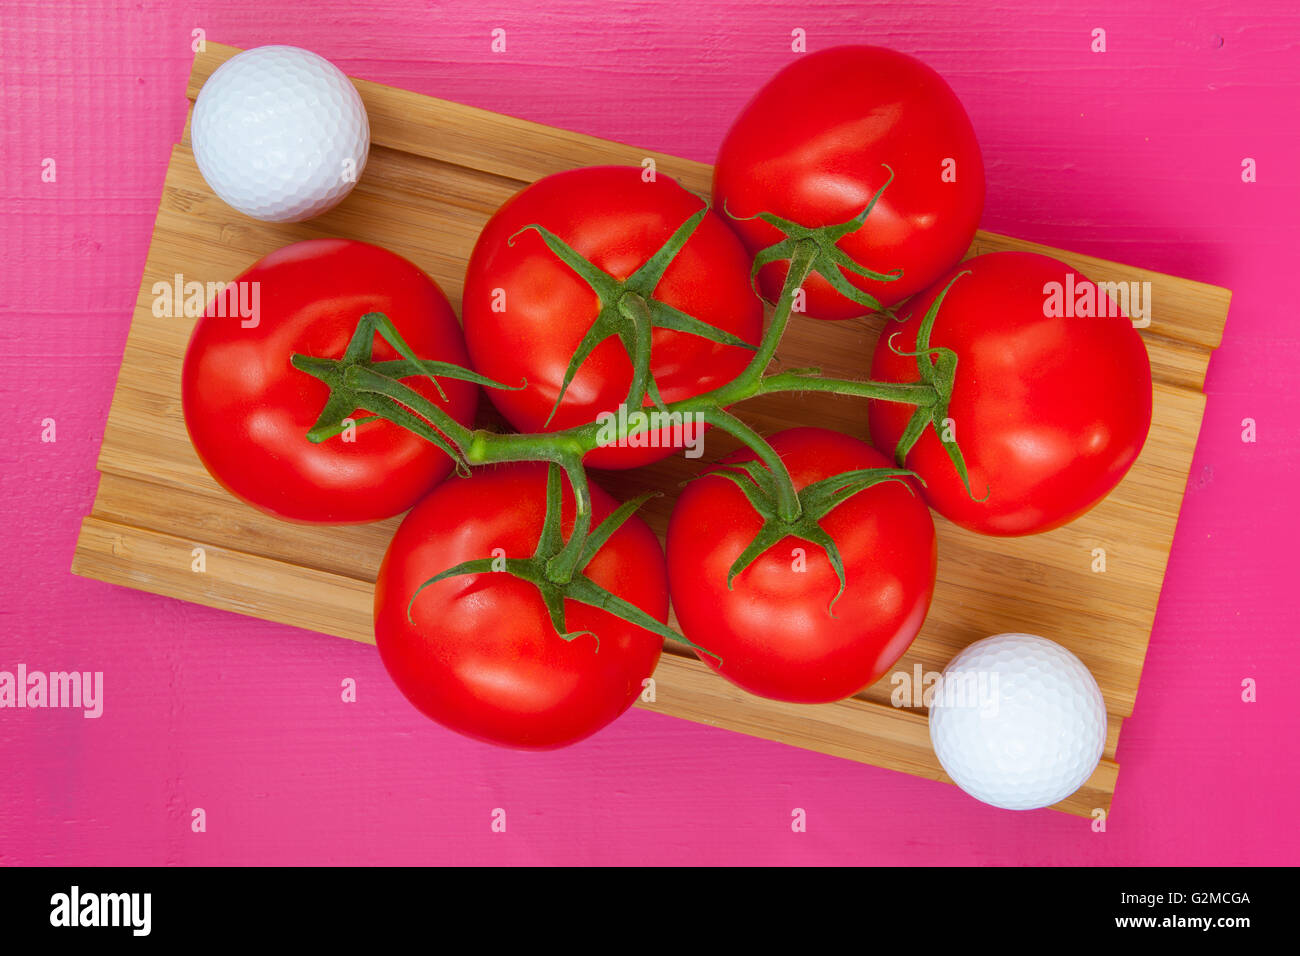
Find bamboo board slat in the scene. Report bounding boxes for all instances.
[72,43,1230,817]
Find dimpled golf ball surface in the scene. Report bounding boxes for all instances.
[929,633,1106,810]
[191,46,370,222]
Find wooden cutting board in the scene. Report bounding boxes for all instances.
[71,42,1230,817]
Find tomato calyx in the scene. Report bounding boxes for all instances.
[697,458,920,615]
[407,463,720,660]
[506,201,758,425]
[881,270,987,500]
[291,311,518,473]
[723,164,903,315]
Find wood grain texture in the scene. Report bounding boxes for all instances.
[70,42,1230,817]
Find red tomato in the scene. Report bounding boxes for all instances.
[666,427,936,703]
[374,464,667,749]
[182,239,477,523]
[713,46,984,319]
[462,166,763,468]
[868,251,1153,536]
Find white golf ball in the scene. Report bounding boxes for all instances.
[928,633,1106,811]
[191,45,370,222]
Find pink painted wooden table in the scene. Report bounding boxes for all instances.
[1,0,1297,865]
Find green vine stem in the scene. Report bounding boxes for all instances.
[289,176,974,650]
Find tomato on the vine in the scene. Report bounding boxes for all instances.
[713,45,984,319]
[374,463,667,749]
[666,427,937,703]
[868,251,1153,536]
[182,239,477,523]
[462,166,763,468]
